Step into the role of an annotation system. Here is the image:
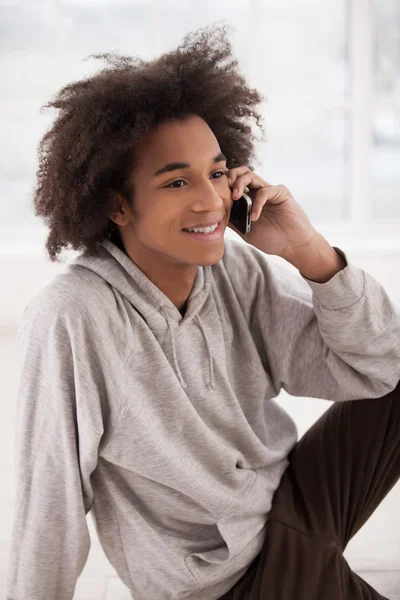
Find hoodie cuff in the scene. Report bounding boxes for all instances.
[300,247,365,310]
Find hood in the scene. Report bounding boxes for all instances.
[71,239,216,390]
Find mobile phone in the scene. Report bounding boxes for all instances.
[229,192,252,234]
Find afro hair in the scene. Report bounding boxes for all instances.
[34,21,266,261]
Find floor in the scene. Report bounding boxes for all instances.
[1,329,399,599]
[73,571,400,600]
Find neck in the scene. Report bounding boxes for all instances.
[121,243,197,312]
[143,265,196,311]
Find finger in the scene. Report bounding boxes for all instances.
[250,186,287,219]
[226,166,251,187]
[232,184,250,199]
[250,188,270,221]
[230,171,254,199]
[230,172,273,200]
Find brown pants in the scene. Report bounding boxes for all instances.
[220,381,400,599]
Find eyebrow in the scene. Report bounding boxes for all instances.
[153,152,227,177]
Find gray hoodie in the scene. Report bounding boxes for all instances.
[6,237,400,600]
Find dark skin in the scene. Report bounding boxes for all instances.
[109,115,233,311]
[109,115,346,311]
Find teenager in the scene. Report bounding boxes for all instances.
[7,23,400,600]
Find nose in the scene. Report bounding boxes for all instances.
[191,180,228,214]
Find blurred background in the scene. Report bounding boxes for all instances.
[1,0,399,598]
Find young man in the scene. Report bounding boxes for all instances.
[7,23,400,600]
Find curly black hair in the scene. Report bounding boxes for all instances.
[34,21,266,262]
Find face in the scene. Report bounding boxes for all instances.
[109,115,233,272]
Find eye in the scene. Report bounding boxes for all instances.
[212,170,228,179]
[163,170,227,189]
[165,179,186,189]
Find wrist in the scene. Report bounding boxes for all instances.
[285,232,347,283]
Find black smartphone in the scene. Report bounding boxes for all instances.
[229,192,252,234]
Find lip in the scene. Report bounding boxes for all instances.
[182,217,224,230]
[182,220,224,242]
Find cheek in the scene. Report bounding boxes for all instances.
[150,199,184,230]
[135,208,179,240]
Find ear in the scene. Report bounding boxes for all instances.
[108,191,131,226]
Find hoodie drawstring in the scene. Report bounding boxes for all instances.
[160,307,215,391]
[195,315,215,391]
[161,307,188,390]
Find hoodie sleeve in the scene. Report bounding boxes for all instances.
[6,291,105,600]
[237,244,400,401]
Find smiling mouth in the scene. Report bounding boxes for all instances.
[182,221,224,241]
[184,223,218,234]
[182,218,224,233]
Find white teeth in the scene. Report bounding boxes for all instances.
[186,223,219,234]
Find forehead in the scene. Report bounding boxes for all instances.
[134,116,221,172]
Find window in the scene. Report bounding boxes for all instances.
[371,0,400,220]
[1,0,399,252]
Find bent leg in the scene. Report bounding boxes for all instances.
[220,381,400,599]
[269,381,400,551]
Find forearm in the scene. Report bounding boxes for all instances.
[258,239,400,399]
[285,232,347,283]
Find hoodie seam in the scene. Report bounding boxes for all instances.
[79,298,133,416]
[99,319,138,445]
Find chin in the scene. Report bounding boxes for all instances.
[194,244,225,267]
